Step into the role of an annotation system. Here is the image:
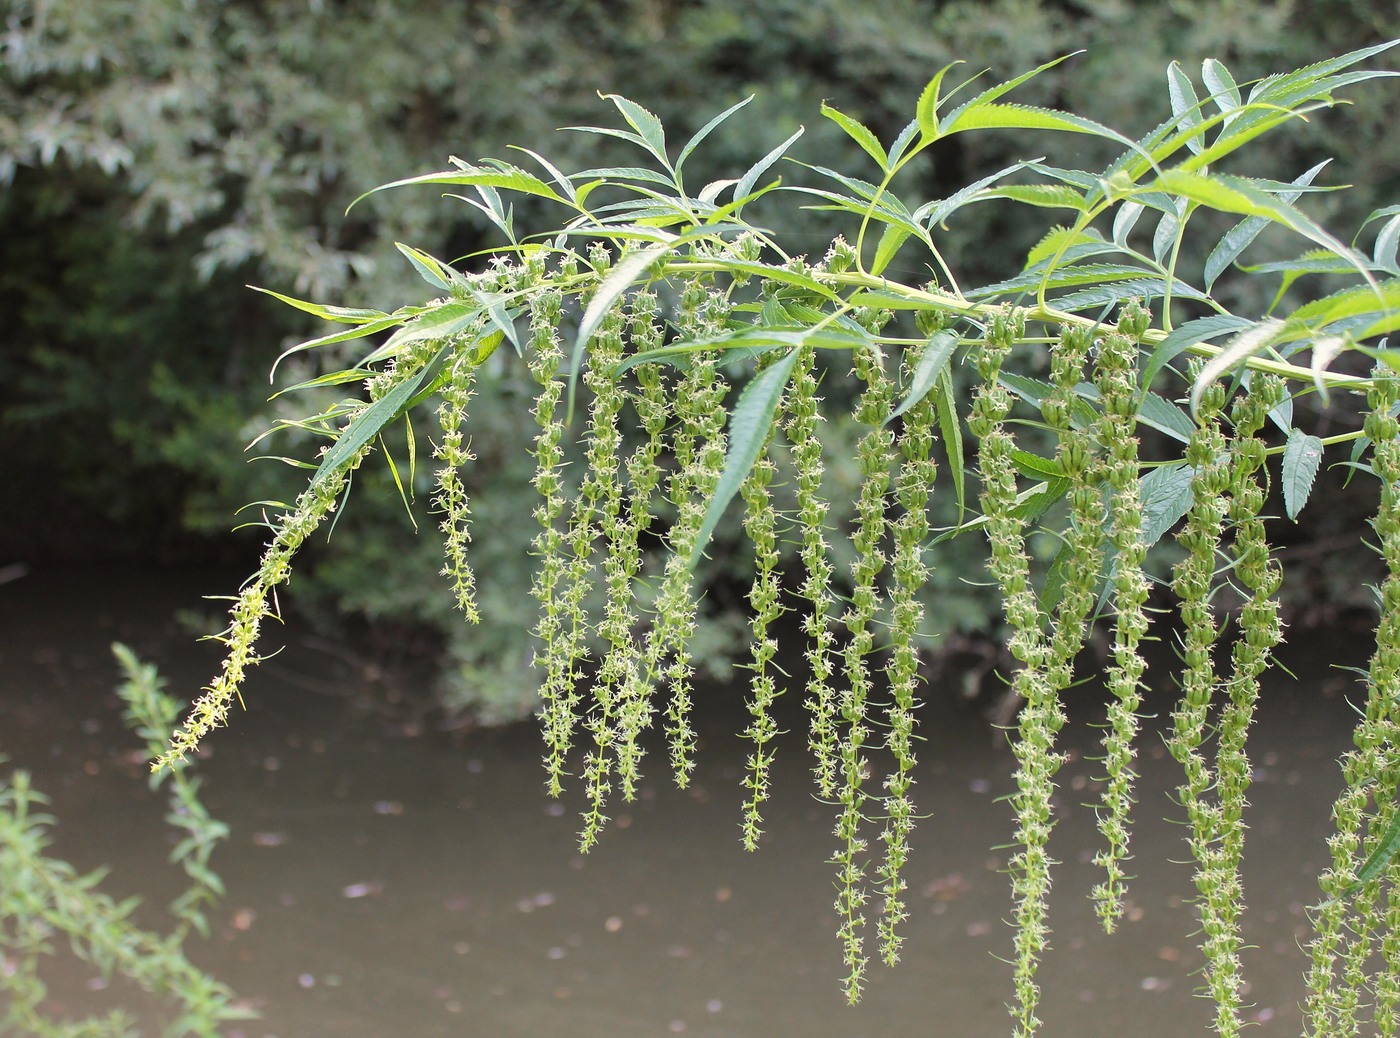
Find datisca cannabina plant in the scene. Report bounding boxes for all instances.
[157,40,1400,1038]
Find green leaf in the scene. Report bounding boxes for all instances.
[676,95,753,175]
[1203,161,1331,289]
[821,102,888,170]
[1140,462,1196,546]
[915,62,964,139]
[980,183,1089,211]
[916,160,1038,230]
[250,286,389,324]
[888,329,960,424]
[734,126,804,205]
[1011,449,1065,481]
[310,358,438,490]
[688,349,802,568]
[602,94,671,169]
[1334,805,1400,903]
[1153,170,1374,286]
[1281,429,1324,520]
[870,223,913,275]
[1190,319,1286,415]
[570,239,676,418]
[1142,314,1254,390]
[350,161,567,210]
[942,103,1150,164]
[1135,390,1197,443]
[376,300,481,358]
[1201,58,1242,121]
[395,242,459,292]
[1166,62,1205,156]
[269,314,407,379]
[935,367,967,524]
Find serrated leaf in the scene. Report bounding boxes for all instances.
[734,126,804,205]
[1140,462,1197,546]
[350,162,567,210]
[821,102,887,170]
[395,242,457,292]
[1167,62,1205,155]
[1011,449,1065,480]
[676,95,752,175]
[1154,170,1375,288]
[1282,429,1324,520]
[1335,806,1400,903]
[1135,390,1197,443]
[310,357,438,490]
[1201,58,1243,121]
[1142,314,1254,389]
[1112,201,1146,247]
[916,63,964,139]
[1204,161,1330,289]
[942,102,1150,164]
[888,329,959,424]
[269,314,407,379]
[1190,319,1285,415]
[688,349,802,569]
[915,159,1037,229]
[377,300,480,357]
[935,367,966,524]
[570,239,676,419]
[602,94,670,168]
[250,286,388,324]
[870,223,913,275]
[981,183,1089,211]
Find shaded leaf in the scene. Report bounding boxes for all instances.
[1140,462,1196,545]
[688,350,802,568]
[1282,429,1324,520]
[888,329,960,423]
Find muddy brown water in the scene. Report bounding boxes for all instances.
[0,564,1371,1037]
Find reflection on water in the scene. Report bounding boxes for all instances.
[0,565,1369,1037]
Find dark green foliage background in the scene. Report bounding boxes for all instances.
[3,0,1394,720]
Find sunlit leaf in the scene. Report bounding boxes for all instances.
[1190,319,1285,415]
[821,102,888,170]
[601,93,671,168]
[1204,161,1331,289]
[1166,62,1205,155]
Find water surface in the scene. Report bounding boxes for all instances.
[0,565,1368,1037]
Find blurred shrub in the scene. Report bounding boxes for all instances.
[1,0,1395,723]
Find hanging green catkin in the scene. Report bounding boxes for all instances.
[574,263,632,849]
[785,343,842,800]
[580,295,646,804]
[740,441,783,851]
[434,349,482,622]
[156,342,434,769]
[1012,322,1104,1038]
[1166,366,1240,1036]
[526,277,577,798]
[641,274,730,788]
[1091,306,1153,930]
[611,289,671,798]
[969,310,1053,1038]
[831,336,897,1004]
[1193,373,1284,1038]
[877,328,939,966]
[1306,370,1400,1038]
